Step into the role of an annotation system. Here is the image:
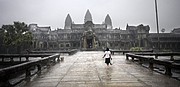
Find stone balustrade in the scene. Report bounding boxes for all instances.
[111,50,153,55]
[126,53,180,76]
[0,53,60,87]
[29,49,78,55]
[0,54,53,62]
[135,52,180,61]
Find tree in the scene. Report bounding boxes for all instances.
[1,22,33,54]
[0,27,5,53]
[161,28,165,33]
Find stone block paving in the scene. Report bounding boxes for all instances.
[25,51,180,87]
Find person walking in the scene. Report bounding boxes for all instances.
[102,48,112,66]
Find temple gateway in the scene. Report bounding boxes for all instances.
[29,10,180,51]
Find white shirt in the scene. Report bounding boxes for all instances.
[104,51,111,58]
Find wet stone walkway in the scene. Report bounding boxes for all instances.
[25,51,180,87]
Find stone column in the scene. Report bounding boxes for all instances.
[83,37,87,48]
[47,42,49,49]
[144,40,147,47]
[93,36,96,48]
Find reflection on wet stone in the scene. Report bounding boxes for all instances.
[25,51,180,87]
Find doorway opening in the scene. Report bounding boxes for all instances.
[87,39,93,48]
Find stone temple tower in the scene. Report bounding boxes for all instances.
[64,14,72,29]
[104,14,112,29]
[84,9,93,23]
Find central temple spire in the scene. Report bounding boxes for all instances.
[84,9,92,23]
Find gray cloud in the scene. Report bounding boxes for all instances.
[0,0,180,33]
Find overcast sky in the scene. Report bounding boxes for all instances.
[0,0,180,33]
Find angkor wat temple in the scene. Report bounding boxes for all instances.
[29,10,180,51]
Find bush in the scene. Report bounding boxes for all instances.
[130,47,142,51]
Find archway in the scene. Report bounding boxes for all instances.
[87,38,93,48]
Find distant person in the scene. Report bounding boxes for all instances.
[102,48,112,66]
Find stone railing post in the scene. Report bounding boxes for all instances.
[170,55,174,61]
[37,65,41,75]
[57,56,60,62]
[26,57,29,61]
[132,57,134,62]
[155,55,158,59]
[138,59,143,65]
[10,57,14,62]
[26,68,31,80]
[149,58,154,70]
[61,57,64,62]
[126,55,129,60]
[165,65,172,76]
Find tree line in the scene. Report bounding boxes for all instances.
[0,22,33,54]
